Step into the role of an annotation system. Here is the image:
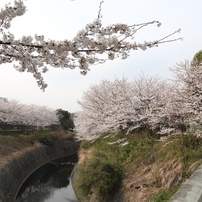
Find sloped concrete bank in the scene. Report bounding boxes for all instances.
[0,141,80,202]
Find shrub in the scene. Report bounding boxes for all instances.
[75,159,123,202]
[96,163,123,200]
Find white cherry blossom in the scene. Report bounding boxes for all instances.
[0,0,181,91]
[74,76,174,140]
[0,97,58,129]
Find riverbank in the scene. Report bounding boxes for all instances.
[0,132,80,202]
[72,132,202,202]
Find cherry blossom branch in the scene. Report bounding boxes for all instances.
[0,0,182,90]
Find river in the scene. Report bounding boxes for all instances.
[16,154,79,202]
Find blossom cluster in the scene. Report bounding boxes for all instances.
[0,0,26,29]
[171,61,202,124]
[0,0,181,90]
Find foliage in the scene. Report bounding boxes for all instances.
[75,159,123,201]
[119,132,156,163]
[56,109,74,131]
[0,1,181,90]
[192,50,202,65]
[95,163,123,200]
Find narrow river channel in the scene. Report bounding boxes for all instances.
[16,154,79,202]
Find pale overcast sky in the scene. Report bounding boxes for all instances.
[0,0,201,112]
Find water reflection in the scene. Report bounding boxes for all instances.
[17,155,78,202]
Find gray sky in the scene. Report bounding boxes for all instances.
[0,0,201,112]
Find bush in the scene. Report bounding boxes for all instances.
[75,159,123,202]
[96,163,123,200]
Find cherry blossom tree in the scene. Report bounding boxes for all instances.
[0,98,20,125]
[74,78,133,140]
[158,83,190,134]
[129,75,171,134]
[0,0,181,90]
[170,60,202,126]
[74,75,173,140]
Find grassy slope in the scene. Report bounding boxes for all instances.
[73,131,202,202]
[0,134,33,158]
[0,130,74,163]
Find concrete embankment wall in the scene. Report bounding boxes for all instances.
[169,164,202,202]
[0,141,80,202]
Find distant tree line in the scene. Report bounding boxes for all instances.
[0,98,74,132]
